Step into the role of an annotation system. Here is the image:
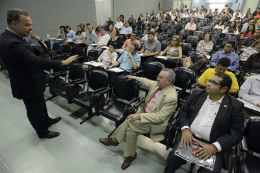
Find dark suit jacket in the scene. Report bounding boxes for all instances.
[177,89,244,170]
[0,29,62,100]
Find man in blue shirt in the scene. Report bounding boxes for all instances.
[120,21,132,36]
[60,25,75,52]
[210,41,239,70]
[241,18,258,33]
[107,42,140,88]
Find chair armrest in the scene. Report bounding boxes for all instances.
[241,136,248,152]
[91,87,111,100]
[132,98,145,109]
[69,79,87,85]
[126,97,140,106]
[50,71,66,78]
[131,69,144,77]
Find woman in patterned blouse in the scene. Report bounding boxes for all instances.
[240,40,260,60]
[196,32,214,55]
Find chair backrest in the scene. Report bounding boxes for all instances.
[157,34,165,42]
[212,33,220,41]
[89,69,109,90]
[161,40,168,51]
[88,50,101,61]
[145,62,165,80]
[180,43,192,56]
[190,53,207,64]
[220,40,237,49]
[186,36,199,48]
[119,35,127,42]
[167,29,174,39]
[193,31,204,41]
[53,43,60,51]
[69,63,85,81]
[245,118,260,153]
[44,40,51,49]
[62,45,72,54]
[173,67,195,89]
[199,27,207,35]
[74,47,85,56]
[114,76,140,101]
[224,34,238,42]
[179,30,188,40]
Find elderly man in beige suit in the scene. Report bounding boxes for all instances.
[99,68,178,170]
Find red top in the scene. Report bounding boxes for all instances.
[242,31,254,37]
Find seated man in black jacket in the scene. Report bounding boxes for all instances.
[241,29,260,48]
[164,73,244,173]
[242,52,260,76]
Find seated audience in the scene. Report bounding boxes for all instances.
[222,11,231,22]
[159,15,166,23]
[75,25,86,42]
[136,14,144,24]
[144,16,151,24]
[185,17,196,31]
[165,73,244,173]
[238,75,260,118]
[242,51,260,75]
[122,32,141,51]
[206,12,213,21]
[128,13,136,25]
[197,11,205,19]
[87,26,110,54]
[142,29,157,40]
[171,13,177,22]
[80,23,86,32]
[241,18,257,33]
[213,20,225,30]
[176,13,181,22]
[181,10,189,18]
[154,21,162,33]
[240,40,260,60]
[159,36,182,69]
[137,32,161,67]
[28,31,38,47]
[197,57,239,94]
[57,25,65,38]
[235,18,242,32]
[64,25,75,41]
[114,17,123,29]
[255,11,260,18]
[97,43,118,69]
[82,25,97,45]
[107,28,121,49]
[96,25,102,35]
[189,10,196,18]
[253,8,260,17]
[241,29,260,48]
[104,21,109,32]
[107,42,141,88]
[100,68,177,170]
[150,14,158,24]
[196,32,214,55]
[107,24,114,35]
[195,10,200,18]
[108,17,114,26]
[222,21,239,35]
[210,41,239,70]
[165,14,171,21]
[120,21,132,36]
[144,12,149,19]
[240,24,255,40]
[120,14,124,23]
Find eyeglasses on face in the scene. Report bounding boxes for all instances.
[156,75,168,80]
[208,79,220,85]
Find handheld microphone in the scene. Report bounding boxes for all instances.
[35,36,50,54]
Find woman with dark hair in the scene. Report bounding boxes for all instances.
[107,24,114,35]
[114,17,123,29]
[242,46,260,76]
[159,36,182,68]
[222,21,239,34]
[97,42,118,69]
[206,12,213,21]
[165,14,171,21]
[120,14,124,23]
[75,25,86,42]
[104,21,109,31]
[240,40,260,60]
[107,28,121,49]
[155,21,162,33]
[57,25,66,38]
[240,24,255,40]
[159,15,166,23]
[136,14,144,24]
[144,16,151,24]
[213,20,225,30]
[80,23,86,32]
[196,33,214,55]
[96,25,102,35]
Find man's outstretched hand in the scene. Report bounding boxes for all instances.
[62,55,78,66]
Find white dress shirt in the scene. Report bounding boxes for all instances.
[182,95,225,151]
[96,34,110,45]
[114,21,123,29]
[97,50,117,69]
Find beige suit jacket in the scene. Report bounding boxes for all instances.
[136,77,178,142]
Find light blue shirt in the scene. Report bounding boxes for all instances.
[120,26,132,35]
[210,51,239,70]
[66,30,75,41]
[118,51,141,72]
[241,25,258,33]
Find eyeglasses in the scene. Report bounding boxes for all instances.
[208,79,220,85]
[156,75,168,80]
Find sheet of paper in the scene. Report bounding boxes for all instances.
[101,46,109,49]
[74,42,82,44]
[115,49,124,53]
[206,55,211,59]
[237,98,260,113]
[55,39,64,41]
[108,67,125,73]
[90,44,98,46]
[138,53,144,57]
[83,61,104,67]
[156,56,167,60]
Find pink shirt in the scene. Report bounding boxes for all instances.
[185,22,196,31]
[145,85,171,113]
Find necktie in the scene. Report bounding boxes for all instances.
[142,88,160,113]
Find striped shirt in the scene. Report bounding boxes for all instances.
[238,75,260,105]
[145,85,171,113]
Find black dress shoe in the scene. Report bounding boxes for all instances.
[38,131,60,139]
[46,117,62,127]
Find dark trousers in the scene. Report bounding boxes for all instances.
[162,59,177,69]
[141,56,154,68]
[164,133,224,173]
[23,94,52,136]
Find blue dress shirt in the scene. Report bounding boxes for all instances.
[210,51,239,70]
[120,26,132,35]
[118,51,141,72]
[66,30,75,41]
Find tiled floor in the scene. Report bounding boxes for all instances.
[0,70,228,173]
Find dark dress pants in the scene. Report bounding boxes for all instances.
[141,56,155,68]
[164,133,224,173]
[23,94,53,136]
[162,59,177,69]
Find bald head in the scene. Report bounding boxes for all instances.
[150,28,155,33]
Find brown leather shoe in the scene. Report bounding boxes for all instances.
[99,137,119,146]
[121,153,137,170]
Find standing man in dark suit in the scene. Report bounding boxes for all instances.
[164,73,244,173]
[0,8,77,139]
